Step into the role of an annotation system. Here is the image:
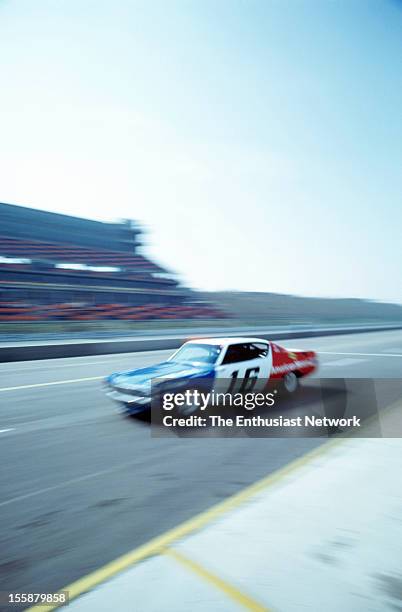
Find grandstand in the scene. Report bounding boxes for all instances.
[0,203,225,322]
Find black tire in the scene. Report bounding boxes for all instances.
[176,389,201,416]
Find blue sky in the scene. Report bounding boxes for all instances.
[0,0,401,301]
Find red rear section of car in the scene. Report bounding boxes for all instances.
[269,342,317,379]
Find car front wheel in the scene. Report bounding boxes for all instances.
[177,388,201,417]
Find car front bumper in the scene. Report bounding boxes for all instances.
[106,389,152,414]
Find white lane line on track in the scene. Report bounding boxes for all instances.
[0,359,130,369]
[320,358,366,366]
[0,460,140,508]
[0,428,14,433]
[0,376,103,392]
[0,352,169,371]
[318,351,402,358]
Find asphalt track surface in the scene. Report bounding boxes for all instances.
[1,329,402,606]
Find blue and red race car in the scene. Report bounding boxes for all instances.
[105,337,318,416]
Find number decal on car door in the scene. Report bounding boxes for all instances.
[227,367,260,393]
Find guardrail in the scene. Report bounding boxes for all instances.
[0,323,400,363]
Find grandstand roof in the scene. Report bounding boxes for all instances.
[0,201,141,253]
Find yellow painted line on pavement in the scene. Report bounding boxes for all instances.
[165,547,269,611]
[0,376,103,392]
[27,435,345,611]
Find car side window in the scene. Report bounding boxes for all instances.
[250,343,270,358]
[222,343,269,364]
[222,345,241,364]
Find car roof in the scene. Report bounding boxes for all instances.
[184,337,269,346]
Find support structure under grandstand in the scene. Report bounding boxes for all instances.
[0,203,224,322]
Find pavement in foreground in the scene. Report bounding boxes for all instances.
[0,329,402,608]
[67,404,402,612]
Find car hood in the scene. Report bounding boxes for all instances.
[107,360,213,391]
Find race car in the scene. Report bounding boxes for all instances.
[105,337,318,416]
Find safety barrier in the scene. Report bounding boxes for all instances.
[0,323,400,362]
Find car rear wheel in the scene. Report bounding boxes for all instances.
[283,372,299,394]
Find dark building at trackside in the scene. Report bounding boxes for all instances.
[0,203,222,321]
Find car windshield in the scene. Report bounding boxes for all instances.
[170,343,221,365]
